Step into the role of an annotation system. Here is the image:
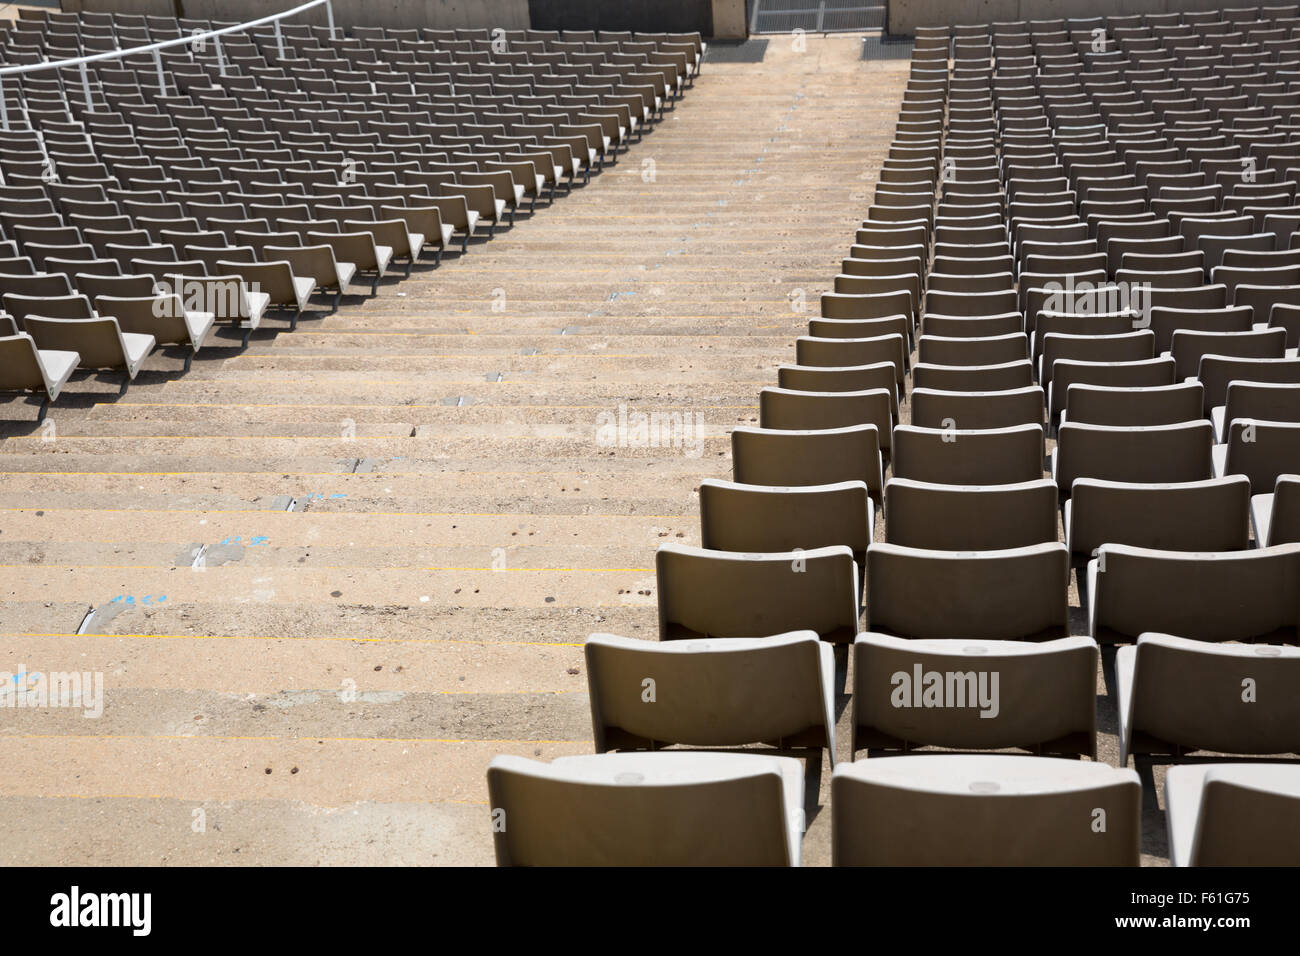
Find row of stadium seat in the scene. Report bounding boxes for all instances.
[0,9,702,418]
[488,7,1300,866]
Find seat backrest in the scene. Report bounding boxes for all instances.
[795,333,906,383]
[853,633,1097,756]
[23,315,124,369]
[1040,329,1155,390]
[1089,542,1300,644]
[1222,381,1300,428]
[758,387,893,448]
[1064,381,1203,427]
[0,272,74,298]
[731,424,883,502]
[1172,327,1288,380]
[1169,764,1300,866]
[884,477,1058,550]
[488,752,800,866]
[698,478,873,562]
[1055,420,1214,491]
[892,423,1044,485]
[655,542,859,643]
[584,631,834,754]
[1224,418,1300,493]
[1066,476,1251,562]
[1050,356,1176,417]
[832,754,1140,865]
[0,333,50,391]
[909,385,1044,430]
[1198,356,1300,413]
[913,359,1034,392]
[2,292,94,323]
[1123,634,1300,761]
[866,541,1069,640]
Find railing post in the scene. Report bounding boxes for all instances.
[215,36,225,76]
[0,77,7,132]
[275,18,285,60]
[80,61,93,112]
[154,48,167,96]
[326,0,337,40]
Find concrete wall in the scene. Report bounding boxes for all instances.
[61,0,532,30]
[711,0,747,39]
[527,0,715,35]
[889,0,1238,36]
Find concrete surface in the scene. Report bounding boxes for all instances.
[0,33,920,867]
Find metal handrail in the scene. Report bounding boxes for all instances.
[0,0,336,129]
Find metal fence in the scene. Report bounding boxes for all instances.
[0,0,336,130]
[748,0,886,34]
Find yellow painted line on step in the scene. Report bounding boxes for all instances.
[9,734,592,744]
[0,472,346,477]
[3,436,729,442]
[7,633,589,646]
[0,471,707,478]
[0,564,653,572]
[98,403,757,410]
[0,509,693,518]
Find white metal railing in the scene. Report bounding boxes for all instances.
[0,0,336,130]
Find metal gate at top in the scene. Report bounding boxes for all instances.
[748,0,886,35]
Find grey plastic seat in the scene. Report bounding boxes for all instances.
[1049,356,1177,422]
[1165,763,1300,866]
[75,273,158,300]
[1250,474,1300,547]
[699,478,874,583]
[92,294,214,372]
[916,332,1027,367]
[1170,327,1288,381]
[306,230,392,295]
[1215,419,1300,494]
[852,633,1097,756]
[343,218,424,275]
[909,386,1044,430]
[0,333,78,420]
[23,315,154,386]
[865,541,1069,640]
[821,289,916,324]
[776,363,898,415]
[1039,330,1155,394]
[263,244,357,313]
[1212,382,1300,443]
[920,310,1022,338]
[1,292,94,327]
[1196,356,1300,414]
[1144,305,1253,354]
[487,751,804,866]
[832,754,1140,866]
[892,423,1044,485]
[884,477,1058,551]
[1062,381,1204,428]
[585,631,835,761]
[795,334,907,386]
[1064,477,1252,567]
[218,259,314,328]
[162,275,268,348]
[731,424,883,504]
[656,542,859,643]
[912,359,1034,392]
[1117,633,1300,766]
[758,387,893,452]
[1088,542,1300,644]
[1053,420,1215,494]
